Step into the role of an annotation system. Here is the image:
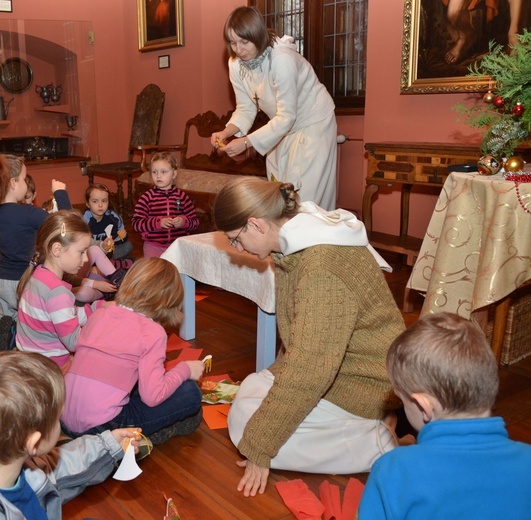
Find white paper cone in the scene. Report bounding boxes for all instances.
[104,224,113,238]
[113,442,142,481]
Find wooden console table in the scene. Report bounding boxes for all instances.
[363,142,481,266]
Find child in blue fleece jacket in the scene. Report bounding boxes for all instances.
[359,312,531,520]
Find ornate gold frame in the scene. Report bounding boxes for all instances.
[137,0,184,53]
[400,0,490,94]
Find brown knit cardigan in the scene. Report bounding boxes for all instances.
[236,245,405,468]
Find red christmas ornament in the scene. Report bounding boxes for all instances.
[492,96,505,108]
[513,102,525,116]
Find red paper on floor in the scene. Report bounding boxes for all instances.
[164,348,203,371]
[319,480,342,520]
[275,479,324,520]
[166,334,191,352]
[341,478,365,520]
[201,403,230,429]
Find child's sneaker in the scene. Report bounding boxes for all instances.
[0,316,15,351]
[106,268,127,288]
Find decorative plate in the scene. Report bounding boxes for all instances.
[0,58,33,94]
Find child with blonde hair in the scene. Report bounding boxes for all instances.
[16,211,105,372]
[61,257,205,444]
[0,154,70,320]
[359,312,531,519]
[132,152,199,258]
[0,350,141,518]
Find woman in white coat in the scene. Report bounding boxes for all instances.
[211,6,337,210]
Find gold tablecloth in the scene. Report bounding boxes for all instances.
[407,171,531,318]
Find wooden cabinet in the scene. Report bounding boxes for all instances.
[362,142,481,265]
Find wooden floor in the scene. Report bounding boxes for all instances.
[63,219,531,520]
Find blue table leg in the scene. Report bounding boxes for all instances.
[179,274,196,341]
[256,308,277,372]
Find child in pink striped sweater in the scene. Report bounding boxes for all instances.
[16,211,106,373]
[132,152,199,258]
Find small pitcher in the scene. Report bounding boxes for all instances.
[51,84,63,105]
[0,96,14,120]
[35,84,53,106]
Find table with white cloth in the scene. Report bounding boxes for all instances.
[161,232,276,371]
[406,171,531,362]
[407,171,531,318]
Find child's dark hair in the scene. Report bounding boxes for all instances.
[0,351,65,464]
[387,312,499,415]
[115,257,183,330]
[17,210,91,300]
[0,154,25,202]
[85,183,112,204]
[224,6,276,59]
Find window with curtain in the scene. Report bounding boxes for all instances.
[250,0,367,113]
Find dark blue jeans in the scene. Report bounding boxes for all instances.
[62,380,202,437]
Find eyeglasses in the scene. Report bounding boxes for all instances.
[229,224,247,247]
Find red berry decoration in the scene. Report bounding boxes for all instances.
[492,96,505,108]
[513,102,524,116]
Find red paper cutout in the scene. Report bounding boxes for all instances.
[166,334,191,352]
[341,478,365,520]
[164,348,202,372]
[176,348,203,362]
[319,480,342,520]
[275,480,324,520]
[201,403,230,429]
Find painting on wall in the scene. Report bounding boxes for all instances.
[137,0,184,52]
[401,0,530,94]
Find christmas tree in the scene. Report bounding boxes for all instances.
[454,29,531,160]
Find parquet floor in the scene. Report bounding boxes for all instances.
[63,217,531,520]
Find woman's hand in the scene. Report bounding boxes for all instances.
[222,138,250,158]
[236,459,269,497]
[184,360,205,380]
[211,132,226,148]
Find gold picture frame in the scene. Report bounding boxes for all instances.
[137,0,184,53]
[400,0,528,94]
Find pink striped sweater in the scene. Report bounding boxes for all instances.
[131,186,199,246]
[16,265,101,367]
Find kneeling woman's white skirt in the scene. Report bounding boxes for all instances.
[228,370,398,474]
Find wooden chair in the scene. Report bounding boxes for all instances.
[86,84,180,217]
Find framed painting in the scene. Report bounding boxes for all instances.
[401,0,530,94]
[137,0,184,53]
[0,0,12,13]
